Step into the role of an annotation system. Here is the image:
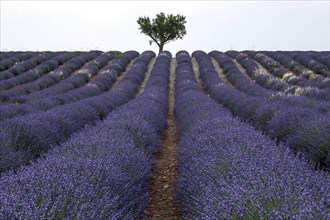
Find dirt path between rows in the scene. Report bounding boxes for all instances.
[210,57,236,88]
[111,58,136,88]
[138,57,156,95]
[191,57,205,90]
[233,59,256,82]
[145,58,181,219]
[97,56,114,73]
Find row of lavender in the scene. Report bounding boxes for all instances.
[302,51,330,69]
[1,52,46,73]
[0,51,172,218]
[0,51,154,173]
[0,52,89,89]
[175,51,330,219]
[0,51,138,121]
[1,50,327,102]
[196,51,330,169]
[7,51,131,102]
[0,51,104,100]
[244,50,330,89]
[278,51,330,76]
[0,51,99,112]
[246,50,330,79]
[225,51,330,101]
[0,51,24,61]
[1,52,62,80]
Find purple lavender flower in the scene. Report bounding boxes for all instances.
[0,51,171,219]
[0,51,154,173]
[175,50,330,219]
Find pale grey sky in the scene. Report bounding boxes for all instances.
[0,1,329,53]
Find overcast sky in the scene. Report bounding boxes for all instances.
[1,1,329,53]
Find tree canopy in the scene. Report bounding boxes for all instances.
[137,12,187,53]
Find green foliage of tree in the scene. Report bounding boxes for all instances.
[137,12,187,53]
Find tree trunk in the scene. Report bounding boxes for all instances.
[159,44,164,54]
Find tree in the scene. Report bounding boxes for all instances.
[137,12,187,53]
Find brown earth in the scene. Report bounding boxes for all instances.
[145,58,181,219]
[138,57,156,95]
[112,58,136,88]
[192,57,205,91]
[211,57,236,88]
[233,59,256,82]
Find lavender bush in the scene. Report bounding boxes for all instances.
[0,52,78,100]
[175,50,330,219]
[197,50,330,168]
[0,52,71,90]
[0,51,171,219]
[4,51,109,102]
[0,51,154,173]
[226,51,330,101]
[0,52,37,74]
[205,51,274,97]
[263,51,330,89]
[285,52,330,77]
[0,51,23,60]
[0,51,137,121]
[306,51,330,68]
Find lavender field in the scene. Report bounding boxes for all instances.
[0,50,329,219]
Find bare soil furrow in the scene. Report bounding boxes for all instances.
[145,58,181,219]
[211,57,235,88]
[111,58,136,88]
[137,57,156,95]
[233,59,256,82]
[191,57,205,90]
